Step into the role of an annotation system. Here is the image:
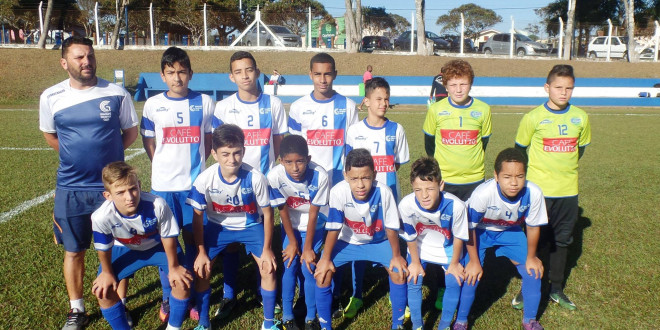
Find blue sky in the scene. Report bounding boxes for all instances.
[319,0,553,35]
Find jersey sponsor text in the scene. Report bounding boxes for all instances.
[212,201,258,214]
[244,128,272,146]
[345,218,383,236]
[542,137,577,152]
[162,126,201,144]
[440,129,479,145]
[307,129,345,146]
[373,155,395,173]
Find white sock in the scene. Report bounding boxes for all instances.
[165,324,180,330]
[121,298,128,305]
[70,298,85,312]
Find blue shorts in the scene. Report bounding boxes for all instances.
[281,226,324,254]
[205,222,265,260]
[53,189,106,252]
[467,227,528,265]
[330,239,394,269]
[97,244,185,281]
[152,190,193,232]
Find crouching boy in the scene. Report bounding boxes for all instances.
[91,161,192,330]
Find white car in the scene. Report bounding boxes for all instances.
[587,36,640,59]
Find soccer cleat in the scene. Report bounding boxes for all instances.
[522,320,544,330]
[194,325,211,330]
[304,319,321,330]
[549,291,577,311]
[331,301,343,319]
[125,308,133,328]
[261,320,282,330]
[435,287,446,310]
[404,306,411,321]
[214,297,237,319]
[283,319,300,330]
[159,300,170,323]
[452,322,468,330]
[62,309,89,330]
[343,297,363,318]
[512,290,524,310]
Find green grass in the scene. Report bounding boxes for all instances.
[0,105,659,329]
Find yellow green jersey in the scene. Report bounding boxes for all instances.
[515,103,591,197]
[423,97,492,184]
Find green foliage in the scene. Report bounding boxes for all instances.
[362,6,394,35]
[263,0,330,35]
[435,3,502,41]
[389,13,410,37]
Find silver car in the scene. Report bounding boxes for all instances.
[483,33,549,56]
[243,25,301,47]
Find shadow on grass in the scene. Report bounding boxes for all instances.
[467,249,519,325]
[334,264,389,330]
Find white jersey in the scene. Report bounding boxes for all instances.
[213,93,288,174]
[346,119,409,201]
[326,180,399,245]
[187,163,270,230]
[267,161,330,232]
[92,192,179,251]
[467,178,548,231]
[399,192,468,265]
[289,92,358,187]
[140,91,214,191]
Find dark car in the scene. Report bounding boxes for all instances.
[360,36,392,52]
[394,31,450,53]
[440,34,477,52]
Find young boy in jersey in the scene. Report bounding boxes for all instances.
[422,59,492,309]
[464,148,547,330]
[313,148,408,330]
[187,124,278,330]
[514,64,591,311]
[91,161,192,330]
[267,135,330,330]
[140,46,214,322]
[399,157,478,330]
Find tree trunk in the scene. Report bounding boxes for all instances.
[562,0,577,60]
[344,0,361,53]
[622,0,637,62]
[415,0,430,55]
[37,0,54,49]
[111,0,129,49]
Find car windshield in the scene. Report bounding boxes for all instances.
[269,26,292,34]
[515,34,533,42]
[427,32,440,39]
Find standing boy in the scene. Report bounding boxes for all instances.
[39,36,138,329]
[91,161,192,330]
[464,148,547,330]
[515,64,591,310]
[267,135,330,330]
[140,46,214,320]
[313,148,408,330]
[187,124,278,330]
[399,157,478,330]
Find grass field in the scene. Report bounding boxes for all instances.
[1,103,659,329]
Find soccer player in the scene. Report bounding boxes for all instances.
[267,135,330,330]
[39,36,138,329]
[313,148,408,330]
[140,46,214,322]
[514,64,591,311]
[399,157,478,330]
[465,148,547,330]
[91,161,192,330]
[187,124,279,330]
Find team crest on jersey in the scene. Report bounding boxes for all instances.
[437,110,451,116]
[229,109,240,114]
[334,107,346,115]
[385,135,396,142]
[441,214,451,221]
[539,119,552,125]
[144,216,158,228]
[570,117,582,125]
[241,187,253,194]
[189,104,203,112]
[99,100,112,121]
[308,184,318,192]
[259,107,271,115]
[370,204,378,213]
[303,109,314,115]
[470,111,482,119]
[518,204,529,213]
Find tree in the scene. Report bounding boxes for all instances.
[435,3,502,41]
[344,0,361,53]
[263,0,330,36]
[37,0,54,48]
[389,13,410,37]
[362,6,394,35]
[162,0,206,45]
[621,0,637,62]
[562,0,576,59]
[415,0,430,55]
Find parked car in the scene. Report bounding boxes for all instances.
[440,34,477,52]
[359,36,393,52]
[482,33,549,56]
[243,25,301,47]
[639,47,656,60]
[394,31,450,53]
[586,36,643,59]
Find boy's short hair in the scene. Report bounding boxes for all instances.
[229,51,257,71]
[62,36,93,58]
[546,64,575,84]
[309,52,336,71]
[409,157,442,183]
[161,46,191,72]
[102,161,138,191]
[345,148,374,172]
[494,148,528,174]
[441,59,474,85]
[365,77,390,97]
[212,124,245,150]
[279,134,309,159]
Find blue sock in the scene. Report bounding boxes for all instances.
[440,273,462,327]
[455,279,478,324]
[517,264,541,323]
[316,284,333,329]
[389,278,407,328]
[184,243,196,270]
[261,288,277,328]
[222,251,239,299]
[352,261,366,299]
[302,261,317,322]
[281,254,300,321]
[407,275,424,330]
[159,267,172,302]
[195,288,211,327]
[101,301,130,330]
[168,295,190,327]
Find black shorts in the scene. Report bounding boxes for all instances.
[542,196,579,248]
[443,181,483,202]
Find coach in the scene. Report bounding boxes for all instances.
[39,36,138,330]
